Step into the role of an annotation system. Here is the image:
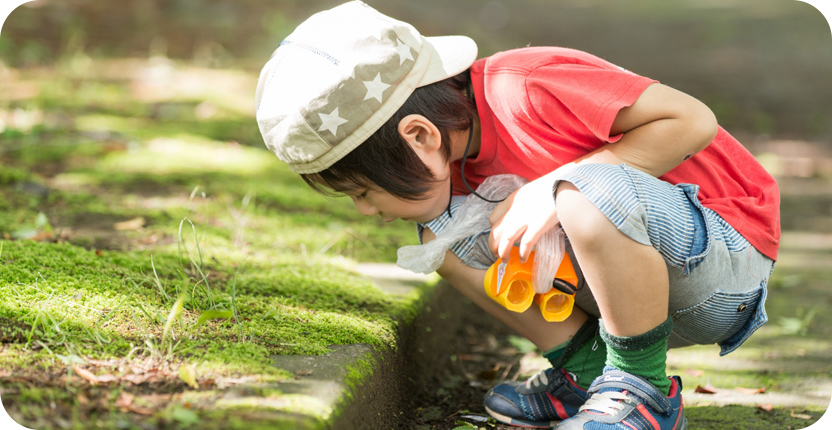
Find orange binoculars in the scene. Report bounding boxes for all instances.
[483,247,578,322]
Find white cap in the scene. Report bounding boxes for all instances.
[254,1,477,173]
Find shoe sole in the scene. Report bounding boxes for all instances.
[484,406,559,428]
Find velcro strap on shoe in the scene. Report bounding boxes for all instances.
[589,371,672,415]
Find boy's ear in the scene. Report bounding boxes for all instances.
[398,114,442,153]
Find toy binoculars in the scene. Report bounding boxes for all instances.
[483,247,578,322]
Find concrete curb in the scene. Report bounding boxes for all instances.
[244,263,474,429]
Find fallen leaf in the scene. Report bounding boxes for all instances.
[96,374,119,383]
[123,374,147,385]
[129,405,155,415]
[72,364,99,385]
[114,217,146,231]
[77,394,90,405]
[115,392,134,412]
[31,231,55,241]
[757,403,774,412]
[694,381,717,394]
[179,363,198,389]
[684,369,705,378]
[735,386,767,395]
[790,410,813,420]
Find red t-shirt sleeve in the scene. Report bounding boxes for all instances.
[526,64,657,145]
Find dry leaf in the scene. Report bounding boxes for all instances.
[96,374,118,383]
[123,374,147,385]
[72,364,99,385]
[757,403,774,412]
[114,217,146,231]
[31,231,55,241]
[735,386,766,395]
[115,392,134,412]
[128,405,155,415]
[694,381,717,394]
[77,394,90,405]
[790,410,813,420]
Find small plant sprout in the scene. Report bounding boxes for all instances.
[163,293,191,343]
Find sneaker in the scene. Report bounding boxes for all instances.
[484,368,590,428]
[554,366,687,430]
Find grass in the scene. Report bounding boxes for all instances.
[0,56,427,429]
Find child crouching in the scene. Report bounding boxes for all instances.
[254,2,779,429]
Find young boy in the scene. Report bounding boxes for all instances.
[254,2,779,429]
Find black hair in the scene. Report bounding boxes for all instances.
[302,70,476,201]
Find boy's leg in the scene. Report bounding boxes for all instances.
[556,181,673,395]
[483,317,603,427]
[435,250,606,427]
[549,164,697,430]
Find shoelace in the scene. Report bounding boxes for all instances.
[524,369,549,390]
[578,391,631,416]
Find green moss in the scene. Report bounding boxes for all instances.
[0,57,432,430]
[684,405,823,429]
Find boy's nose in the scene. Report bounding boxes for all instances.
[353,199,379,217]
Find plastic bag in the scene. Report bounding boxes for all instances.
[396,174,567,295]
[532,225,566,294]
[396,174,525,274]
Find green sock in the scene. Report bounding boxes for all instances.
[600,317,673,396]
[542,318,606,389]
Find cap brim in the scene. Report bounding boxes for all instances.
[418,35,478,87]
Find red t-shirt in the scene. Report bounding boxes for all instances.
[452,47,780,260]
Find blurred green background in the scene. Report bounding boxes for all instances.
[2,0,831,139]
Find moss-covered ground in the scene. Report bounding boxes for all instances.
[0,57,425,429]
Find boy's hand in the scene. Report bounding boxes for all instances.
[488,174,560,264]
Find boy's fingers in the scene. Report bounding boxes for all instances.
[488,191,516,226]
[498,226,525,262]
[518,231,539,263]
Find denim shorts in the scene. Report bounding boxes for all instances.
[554,163,775,356]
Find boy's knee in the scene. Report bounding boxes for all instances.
[555,181,615,250]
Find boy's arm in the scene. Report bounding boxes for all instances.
[594,82,717,177]
[490,82,718,262]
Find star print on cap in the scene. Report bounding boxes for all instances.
[254,1,477,174]
[363,73,392,104]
